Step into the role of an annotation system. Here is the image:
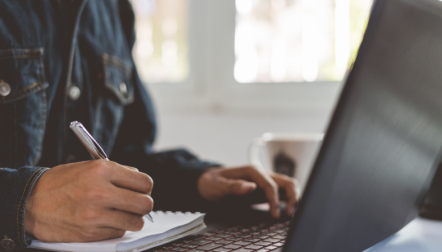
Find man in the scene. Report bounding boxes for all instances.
[0,1,297,251]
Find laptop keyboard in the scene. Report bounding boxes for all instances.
[147,221,290,252]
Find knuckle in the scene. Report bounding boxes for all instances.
[228,181,237,189]
[266,180,278,192]
[284,178,296,187]
[91,160,112,176]
[226,181,237,192]
[78,208,99,222]
[131,216,145,231]
[112,230,126,238]
[230,181,241,191]
[247,165,258,171]
[140,173,154,193]
[80,229,101,241]
[83,188,108,201]
[140,195,154,214]
[127,166,138,171]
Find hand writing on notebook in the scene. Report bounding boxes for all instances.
[24,160,154,242]
[198,165,298,218]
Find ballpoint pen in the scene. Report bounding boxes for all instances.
[70,121,154,223]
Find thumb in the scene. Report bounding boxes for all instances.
[221,178,257,195]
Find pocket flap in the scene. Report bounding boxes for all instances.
[102,53,134,105]
[0,48,48,104]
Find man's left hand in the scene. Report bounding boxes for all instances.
[198,165,298,218]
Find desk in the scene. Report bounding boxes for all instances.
[365,217,442,252]
[23,211,442,252]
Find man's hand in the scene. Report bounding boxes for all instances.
[25,160,153,242]
[198,165,298,218]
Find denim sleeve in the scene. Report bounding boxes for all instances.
[0,167,48,251]
[115,148,221,211]
[111,71,222,211]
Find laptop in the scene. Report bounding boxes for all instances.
[145,0,442,251]
[19,0,442,251]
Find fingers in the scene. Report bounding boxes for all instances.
[217,177,257,196]
[91,160,153,194]
[97,209,146,232]
[271,173,298,216]
[123,166,139,172]
[106,187,154,216]
[79,228,126,242]
[111,168,153,195]
[221,166,280,218]
[96,228,126,240]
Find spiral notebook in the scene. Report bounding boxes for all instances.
[30,211,206,252]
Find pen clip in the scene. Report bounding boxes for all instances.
[70,121,109,160]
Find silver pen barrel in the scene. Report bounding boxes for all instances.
[70,121,108,160]
[70,121,153,223]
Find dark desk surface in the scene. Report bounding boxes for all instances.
[23,207,286,252]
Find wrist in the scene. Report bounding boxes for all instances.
[24,190,37,237]
[24,168,49,239]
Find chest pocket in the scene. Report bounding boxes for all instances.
[0,48,49,168]
[93,53,134,155]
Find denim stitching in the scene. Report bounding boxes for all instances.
[103,60,131,76]
[103,80,134,105]
[0,55,41,60]
[93,97,103,143]
[0,48,43,60]
[0,48,43,54]
[10,84,40,97]
[32,90,47,165]
[102,54,132,76]
[20,168,48,246]
[16,167,43,246]
[0,47,47,103]
[32,56,47,165]
[102,62,134,105]
[61,0,88,157]
[105,105,123,156]
[20,82,38,92]
[12,101,17,168]
[0,83,48,104]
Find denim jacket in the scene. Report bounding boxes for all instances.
[0,1,218,250]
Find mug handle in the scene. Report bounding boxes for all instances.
[249,137,265,170]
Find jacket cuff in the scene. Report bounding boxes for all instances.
[0,167,48,251]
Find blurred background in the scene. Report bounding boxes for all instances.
[129,0,373,166]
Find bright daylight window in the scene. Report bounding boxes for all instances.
[234,0,373,83]
[130,0,188,83]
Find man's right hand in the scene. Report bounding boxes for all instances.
[24,160,154,242]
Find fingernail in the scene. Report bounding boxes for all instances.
[273,207,280,218]
[240,183,256,192]
[288,206,295,215]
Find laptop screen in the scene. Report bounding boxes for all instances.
[284,0,442,251]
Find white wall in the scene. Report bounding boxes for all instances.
[154,108,333,167]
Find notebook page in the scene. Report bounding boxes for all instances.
[30,211,205,252]
[119,211,204,247]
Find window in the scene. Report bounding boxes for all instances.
[130,0,373,113]
[234,0,373,83]
[131,0,188,83]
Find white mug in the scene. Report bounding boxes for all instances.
[249,132,323,194]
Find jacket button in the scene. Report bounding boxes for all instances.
[0,81,11,97]
[119,82,127,95]
[0,236,16,251]
[68,85,81,101]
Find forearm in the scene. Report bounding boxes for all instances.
[113,148,221,211]
[0,166,48,251]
